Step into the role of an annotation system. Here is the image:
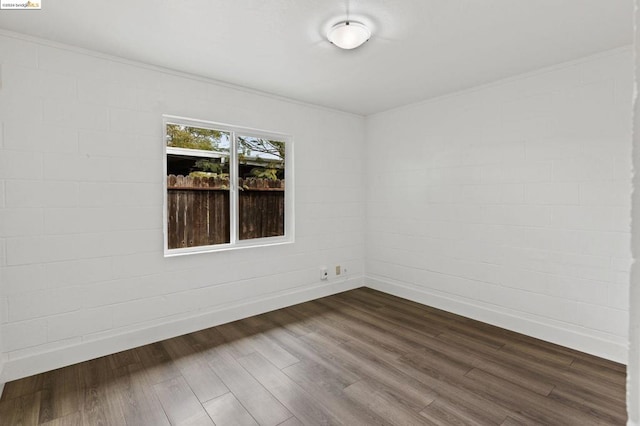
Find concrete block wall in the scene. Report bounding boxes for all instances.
[365,48,632,362]
[0,31,366,381]
[0,29,633,385]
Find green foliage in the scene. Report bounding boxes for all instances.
[194,159,223,174]
[167,124,227,151]
[250,167,279,180]
[188,171,229,182]
[189,159,228,180]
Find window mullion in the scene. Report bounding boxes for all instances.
[230,131,239,245]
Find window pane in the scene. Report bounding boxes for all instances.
[166,123,230,153]
[166,127,231,249]
[237,136,286,240]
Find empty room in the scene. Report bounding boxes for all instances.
[0,1,639,425]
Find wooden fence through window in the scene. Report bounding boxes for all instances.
[167,175,285,249]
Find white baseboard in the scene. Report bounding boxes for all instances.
[1,277,363,383]
[366,275,628,364]
[1,273,626,384]
[0,357,4,398]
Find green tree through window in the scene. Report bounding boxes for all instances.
[166,124,227,151]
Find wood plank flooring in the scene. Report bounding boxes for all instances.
[0,288,627,425]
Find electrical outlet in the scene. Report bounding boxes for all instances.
[335,265,341,276]
[320,267,328,281]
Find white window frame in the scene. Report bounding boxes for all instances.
[163,115,294,256]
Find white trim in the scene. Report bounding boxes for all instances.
[0,275,627,382]
[164,239,294,257]
[163,116,170,254]
[366,275,628,364]
[0,353,4,397]
[230,124,240,243]
[163,115,293,144]
[1,277,364,383]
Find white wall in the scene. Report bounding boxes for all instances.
[0,247,4,395]
[0,31,366,381]
[628,2,640,423]
[365,48,632,363]
[0,28,632,386]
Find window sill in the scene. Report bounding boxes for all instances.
[164,237,294,257]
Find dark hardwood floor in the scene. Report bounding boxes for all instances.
[0,288,627,425]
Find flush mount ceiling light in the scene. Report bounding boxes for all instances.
[327,21,371,50]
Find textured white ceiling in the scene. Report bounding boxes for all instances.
[0,0,633,115]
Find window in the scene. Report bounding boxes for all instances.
[163,115,293,255]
